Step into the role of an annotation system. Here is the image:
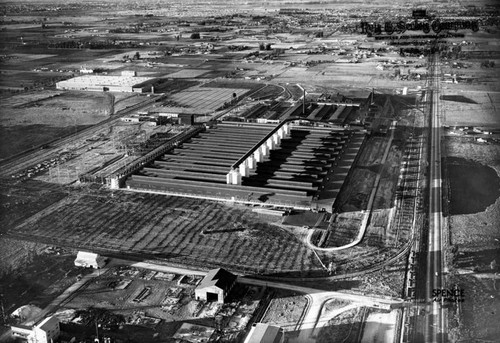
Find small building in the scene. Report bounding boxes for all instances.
[194,268,236,303]
[121,70,137,77]
[243,323,284,343]
[74,251,107,269]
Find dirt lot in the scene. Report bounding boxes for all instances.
[315,307,366,343]
[0,180,68,232]
[261,289,308,332]
[441,87,500,127]
[444,137,500,342]
[0,237,86,321]
[0,91,112,159]
[7,189,323,275]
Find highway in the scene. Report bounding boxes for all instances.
[422,53,447,342]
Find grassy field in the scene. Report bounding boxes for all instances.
[8,190,323,274]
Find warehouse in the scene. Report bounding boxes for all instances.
[194,268,237,303]
[56,75,157,93]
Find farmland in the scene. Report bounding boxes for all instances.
[8,190,324,274]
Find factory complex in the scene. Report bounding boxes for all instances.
[55,74,157,93]
[126,121,365,211]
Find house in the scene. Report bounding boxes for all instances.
[74,251,107,269]
[194,268,236,303]
[243,323,284,343]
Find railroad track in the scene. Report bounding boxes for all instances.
[0,96,159,178]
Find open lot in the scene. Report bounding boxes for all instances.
[444,137,500,342]
[0,90,113,160]
[8,190,323,275]
[441,88,500,127]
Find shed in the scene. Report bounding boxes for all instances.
[243,323,284,343]
[194,268,236,303]
[74,251,107,269]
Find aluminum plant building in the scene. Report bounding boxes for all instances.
[56,75,157,93]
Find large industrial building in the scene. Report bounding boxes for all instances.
[125,121,365,211]
[56,75,157,93]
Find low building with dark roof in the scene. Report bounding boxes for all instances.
[194,268,237,303]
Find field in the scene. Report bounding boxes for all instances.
[0,90,113,159]
[441,88,500,127]
[0,181,67,232]
[8,190,323,274]
[444,137,500,342]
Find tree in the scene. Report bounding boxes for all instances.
[133,51,140,60]
[190,32,200,39]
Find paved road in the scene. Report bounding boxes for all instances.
[423,53,447,343]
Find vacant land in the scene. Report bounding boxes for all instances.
[8,190,323,274]
[444,137,500,342]
[0,91,112,159]
[261,289,308,332]
[316,307,366,343]
[441,88,500,127]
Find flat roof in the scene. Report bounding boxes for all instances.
[36,316,59,331]
[57,75,156,88]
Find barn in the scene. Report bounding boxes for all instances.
[194,268,237,303]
